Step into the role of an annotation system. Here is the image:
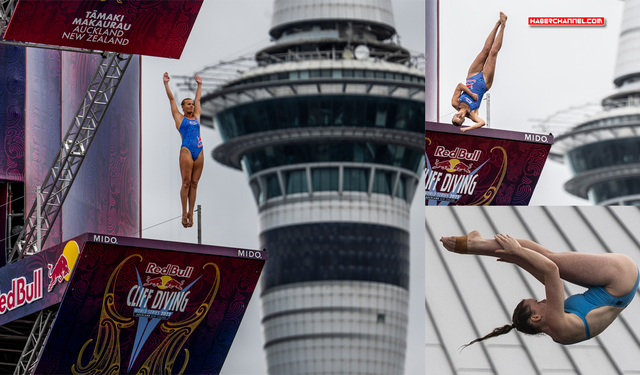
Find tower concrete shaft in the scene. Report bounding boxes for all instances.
[201,0,424,372]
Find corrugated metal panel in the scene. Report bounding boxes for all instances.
[425,206,640,374]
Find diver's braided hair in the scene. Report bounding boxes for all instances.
[461,299,542,349]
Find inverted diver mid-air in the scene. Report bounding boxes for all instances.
[164,72,204,228]
[440,231,639,346]
[451,12,507,133]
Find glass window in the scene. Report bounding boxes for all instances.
[285,169,308,194]
[385,72,394,80]
[394,174,407,199]
[320,70,331,78]
[354,70,364,78]
[218,96,424,142]
[289,71,299,80]
[365,70,375,79]
[375,101,387,127]
[375,71,385,79]
[241,142,422,176]
[277,72,288,80]
[343,168,370,192]
[265,173,282,199]
[332,69,342,78]
[250,180,261,204]
[343,69,354,78]
[372,170,393,195]
[310,70,321,78]
[312,167,339,192]
[300,70,309,79]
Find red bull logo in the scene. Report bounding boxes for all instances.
[0,269,43,314]
[434,146,481,162]
[432,159,474,174]
[143,276,184,291]
[47,255,70,292]
[145,262,194,278]
[433,159,452,171]
[454,161,472,174]
[46,241,79,292]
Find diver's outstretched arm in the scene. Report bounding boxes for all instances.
[164,72,183,128]
[495,234,567,333]
[194,74,202,121]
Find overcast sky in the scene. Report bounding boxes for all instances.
[140,1,425,374]
[439,0,626,205]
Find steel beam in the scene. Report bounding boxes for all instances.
[8,51,133,262]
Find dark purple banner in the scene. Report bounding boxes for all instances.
[33,234,266,375]
[0,45,25,182]
[5,0,204,59]
[425,121,553,205]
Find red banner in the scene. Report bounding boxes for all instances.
[4,0,204,59]
[425,122,553,206]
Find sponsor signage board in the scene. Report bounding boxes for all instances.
[0,233,265,374]
[4,0,204,59]
[0,239,81,326]
[425,121,553,206]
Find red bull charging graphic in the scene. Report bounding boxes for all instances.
[425,121,553,205]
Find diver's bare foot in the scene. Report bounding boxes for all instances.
[187,212,194,227]
[181,213,189,228]
[500,12,507,24]
[440,230,491,255]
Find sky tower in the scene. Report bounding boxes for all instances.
[550,0,640,205]
[196,0,425,372]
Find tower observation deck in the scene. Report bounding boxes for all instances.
[187,0,425,373]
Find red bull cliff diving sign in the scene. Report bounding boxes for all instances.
[28,233,266,375]
[3,0,204,59]
[425,122,553,206]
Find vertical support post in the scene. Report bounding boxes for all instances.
[486,92,491,128]
[197,205,202,245]
[36,186,41,252]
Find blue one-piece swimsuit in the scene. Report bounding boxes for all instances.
[564,269,639,340]
[458,71,487,111]
[179,117,203,161]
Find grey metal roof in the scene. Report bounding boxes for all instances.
[425,206,640,375]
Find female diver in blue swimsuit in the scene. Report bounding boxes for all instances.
[441,231,639,346]
[451,12,507,132]
[164,72,204,228]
